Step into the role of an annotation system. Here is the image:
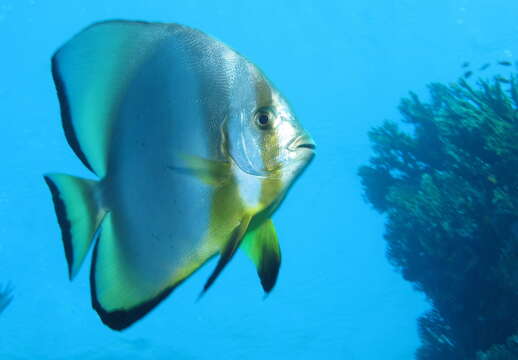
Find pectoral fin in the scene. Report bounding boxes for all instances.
[168,155,231,186]
[241,219,281,293]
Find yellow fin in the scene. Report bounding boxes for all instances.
[241,219,281,293]
[91,213,218,331]
[168,155,232,186]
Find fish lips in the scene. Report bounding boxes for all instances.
[288,134,316,152]
[283,134,316,173]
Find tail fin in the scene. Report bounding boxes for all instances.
[44,173,105,279]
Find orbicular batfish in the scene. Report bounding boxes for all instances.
[44,20,315,330]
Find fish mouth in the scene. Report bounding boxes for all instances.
[288,134,316,152]
[296,143,316,150]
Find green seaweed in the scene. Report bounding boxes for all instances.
[359,74,518,359]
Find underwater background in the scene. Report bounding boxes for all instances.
[1,0,518,359]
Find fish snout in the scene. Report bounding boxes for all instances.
[288,133,316,152]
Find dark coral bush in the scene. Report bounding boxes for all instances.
[359,75,518,359]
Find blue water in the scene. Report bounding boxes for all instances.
[1,1,517,358]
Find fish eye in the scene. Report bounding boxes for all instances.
[254,109,274,130]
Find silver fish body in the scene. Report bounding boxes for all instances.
[44,20,315,330]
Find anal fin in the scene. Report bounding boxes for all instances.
[90,211,219,331]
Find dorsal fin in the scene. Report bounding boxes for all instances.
[51,20,170,176]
